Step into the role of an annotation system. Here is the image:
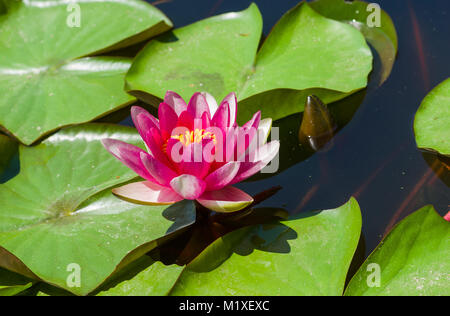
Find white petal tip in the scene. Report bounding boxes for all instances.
[112,181,183,205]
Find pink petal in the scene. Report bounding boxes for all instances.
[176,110,195,130]
[101,138,153,181]
[166,136,184,163]
[211,101,229,128]
[131,106,159,142]
[158,102,179,140]
[444,212,450,222]
[201,111,211,130]
[133,113,161,154]
[223,127,238,162]
[197,186,253,213]
[176,142,211,179]
[230,140,280,185]
[187,92,211,119]
[164,90,187,116]
[235,111,261,160]
[241,117,273,157]
[220,92,237,127]
[140,152,178,186]
[112,181,183,205]
[209,127,237,166]
[243,110,261,130]
[170,174,206,200]
[204,161,240,191]
[144,127,174,168]
[201,92,218,116]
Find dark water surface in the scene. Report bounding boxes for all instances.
[146,0,450,254]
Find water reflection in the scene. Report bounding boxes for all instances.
[186,222,298,273]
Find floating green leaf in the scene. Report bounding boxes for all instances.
[0,0,172,144]
[126,3,261,105]
[0,124,195,295]
[94,256,183,296]
[309,0,398,85]
[0,267,33,296]
[28,256,184,296]
[345,205,450,296]
[170,198,362,296]
[126,3,372,123]
[414,78,450,157]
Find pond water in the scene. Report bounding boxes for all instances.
[143,0,450,255]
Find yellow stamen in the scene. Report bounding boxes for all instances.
[171,129,217,146]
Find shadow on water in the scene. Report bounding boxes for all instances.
[93,206,298,294]
[89,207,299,294]
[154,30,180,43]
[151,184,376,276]
[184,221,298,273]
[162,200,198,234]
[233,223,298,256]
[150,186,289,266]
[161,205,366,279]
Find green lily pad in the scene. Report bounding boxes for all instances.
[126,3,372,123]
[126,2,261,109]
[309,0,398,85]
[170,198,362,296]
[0,124,195,295]
[414,78,450,157]
[0,267,33,296]
[0,0,172,144]
[94,256,183,296]
[0,283,33,296]
[17,256,184,296]
[345,205,450,296]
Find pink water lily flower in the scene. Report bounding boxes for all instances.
[102,91,279,213]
